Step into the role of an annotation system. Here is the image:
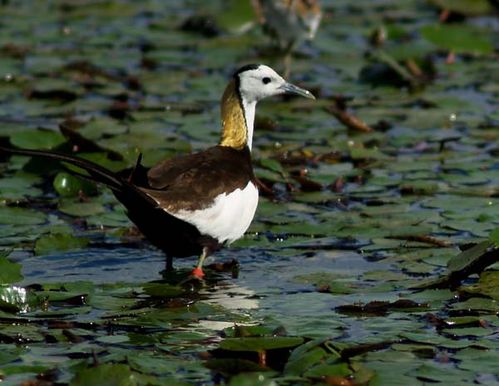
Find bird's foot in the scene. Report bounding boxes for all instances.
[190,267,205,279]
[178,267,205,290]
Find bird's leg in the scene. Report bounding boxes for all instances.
[191,247,209,278]
[283,51,292,78]
[165,254,173,272]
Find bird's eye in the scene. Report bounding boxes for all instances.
[262,77,271,84]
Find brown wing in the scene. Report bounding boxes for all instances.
[138,146,255,212]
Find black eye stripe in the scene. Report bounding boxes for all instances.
[262,77,271,84]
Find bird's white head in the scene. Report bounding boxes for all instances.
[235,64,315,103]
[220,64,314,151]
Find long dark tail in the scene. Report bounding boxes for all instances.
[0,146,125,191]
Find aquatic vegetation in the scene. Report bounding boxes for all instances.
[0,0,497,384]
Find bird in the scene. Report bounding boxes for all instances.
[0,64,315,279]
[252,0,322,76]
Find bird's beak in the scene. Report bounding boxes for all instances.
[279,82,316,99]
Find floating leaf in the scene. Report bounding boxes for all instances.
[350,146,389,161]
[428,0,493,16]
[215,0,255,32]
[304,362,351,378]
[0,175,44,199]
[421,24,494,55]
[454,348,499,373]
[0,206,47,225]
[0,256,23,284]
[79,117,128,140]
[451,297,498,313]
[0,1,497,384]
[447,241,493,273]
[259,158,285,175]
[142,283,185,298]
[220,337,304,352]
[284,339,330,376]
[9,129,66,150]
[58,199,105,217]
[0,346,25,366]
[34,233,89,256]
[460,271,499,300]
[70,364,137,386]
[228,372,277,386]
[490,228,499,248]
[336,299,429,316]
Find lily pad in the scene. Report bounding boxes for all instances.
[58,199,106,217]
[490,228,499,247]
[0,0,497,384]
[141,282,185,298]
[34,233,89,256]
[9,128,66,150]
[0,206,47,225]
[220,337,304,352]
[228,372,278,386]
[428,0,493,16]
[284,339,334,376]
[460,271,499,300]
[0,256,23,285]
[70,363,137,386]
[420,24,494,55]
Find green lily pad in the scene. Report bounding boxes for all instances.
[428,0,493,16]
[220,337,304,352]
[34,232,89,256]
[0,1,498,385]
[454,348,499,373]
[409,363,473,383]
[58,199,106,217]
[70,363,137,386]
[0,174,44,199]
[0,206,47,225]
[214,0,255,32]
[460,271,499,300]
[304,362,351,378]
[451,297,498,313]
[284,339,332,376]
[350,146,389,161]
[228,372,278,386]
[79,117,128,140]
[9,128,66,150]
[141,283,185,298]
[490,228,499,247]
[0,256,23,284]
[447,242,492,272]
[420,24,494,55]
[0,346,25,366]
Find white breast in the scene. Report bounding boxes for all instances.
[169,181,259,244]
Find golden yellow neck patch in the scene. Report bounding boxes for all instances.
[219,80,248,150]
